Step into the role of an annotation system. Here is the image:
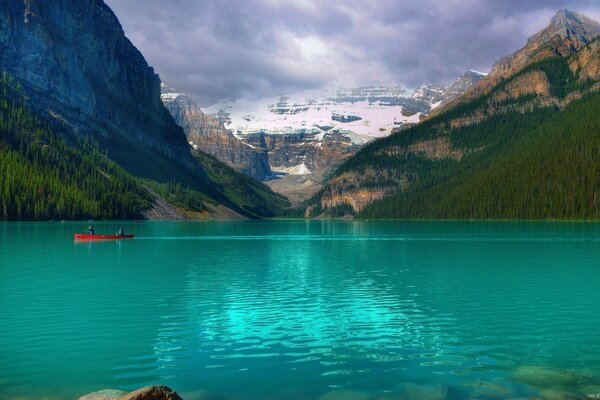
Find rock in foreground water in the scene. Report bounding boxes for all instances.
[80,389,126,400]
[80,386,182,400]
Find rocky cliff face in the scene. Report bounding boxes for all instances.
[569,38,600,81]
[161,86,273,180]
[0,0,198,174]
[242,130,358,178]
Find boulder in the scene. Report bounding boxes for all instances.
[80,386,182,400]
[119,386,182,400]
[511,365,592,388]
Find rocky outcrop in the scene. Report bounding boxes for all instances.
[319,189,388,214]
[313,169,406,215]
[406,138,464,160]
[161,87,273,181]
[570,39,600,81]
[141,185,189,220]
[492,70,552,102]
[80,385,182,400]
[0,0,199,175]
[118,385,183,400]
[80,389,126,400]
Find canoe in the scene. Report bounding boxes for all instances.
[74,233,134,240]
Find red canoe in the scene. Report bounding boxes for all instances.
[74,233,134,240]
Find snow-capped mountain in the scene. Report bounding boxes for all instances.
[205,86,425,143]
[204,72,485,145]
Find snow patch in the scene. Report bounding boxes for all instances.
[430,100,443,109]
[161,92,184,101]
[469,69,489,76]
[271,163,312,175]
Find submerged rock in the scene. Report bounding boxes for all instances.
[319,389,370,400]
[460,379,514,399]
[537,387,578,400]
[79,386,182,400]
[511,365,592,387]
[396,382,450,400]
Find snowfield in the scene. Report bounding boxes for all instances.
[203,86,428,145]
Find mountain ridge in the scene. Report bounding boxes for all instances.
[305,9,600,219]
[441,8,600,111]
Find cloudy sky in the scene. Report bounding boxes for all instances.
[105,0,600,106]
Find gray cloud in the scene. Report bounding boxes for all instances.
[104,0,600,106]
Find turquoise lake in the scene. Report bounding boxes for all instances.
[1,221,600,399]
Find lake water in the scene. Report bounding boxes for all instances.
[1,221,600,400]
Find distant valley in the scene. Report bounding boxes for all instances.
[161,72,484,204]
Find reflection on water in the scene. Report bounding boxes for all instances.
[1,221,600,399]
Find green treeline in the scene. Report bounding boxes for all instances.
[360,92,600,219]
[0,74,151,220]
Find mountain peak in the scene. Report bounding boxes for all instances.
[485,9,600,80]
[546,8,600,39]
[527,9,600,49]
[551,9,594,27]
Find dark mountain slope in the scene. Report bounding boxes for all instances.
[0,74,151,220]
[0,0,198,175]
[0,0,288,219]
[361,92,600,219]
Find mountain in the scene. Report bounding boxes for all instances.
[0,75,152,220]
[0,0,198,177]
[0,0,288,220]
[306,9,600,219]
[444,9,600,108]
[160,84,273,181]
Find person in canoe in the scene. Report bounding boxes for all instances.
[88,225,95,235]
[116,226,125,236]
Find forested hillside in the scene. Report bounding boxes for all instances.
[0,74,289,220]
[361,92,600,219]
[0,73,151,220]
[307,46,600,219]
